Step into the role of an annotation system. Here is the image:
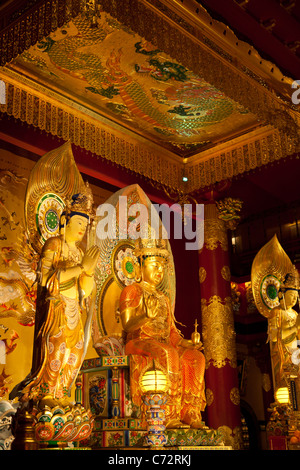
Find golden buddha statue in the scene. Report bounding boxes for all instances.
[252,235,300,390]
[119,238,206,429]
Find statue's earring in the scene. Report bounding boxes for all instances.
[60,215,66,244]
[279,289,287,310]
[134,263,142,283]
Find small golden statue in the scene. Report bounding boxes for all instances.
[191,319,202,346]
[119,238,206,429]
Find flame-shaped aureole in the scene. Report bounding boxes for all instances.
[251,234,294,318]
[25,141,85,254]
[92,184,176,345]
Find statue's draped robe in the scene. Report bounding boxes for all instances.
[269,307,299,388]
[23,237,86,400]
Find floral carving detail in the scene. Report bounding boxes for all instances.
[205,388,214,406]
[199,266,206,283]
[230,387,240,406]
[221,265,231,282]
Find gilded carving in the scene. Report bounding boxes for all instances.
[218,425,243,450]
[216,198,243,230]
[230,387,240,406]
[262,373,272,393]
[205,388,214,407]
[203,217,228,252]
[199,266,207,283]
[221,266,231,282]
[201,295,237,368]
[201,200,242,253]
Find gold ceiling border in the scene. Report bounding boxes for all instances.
[0,0,82,66]
[185,125,293,192]
[0,71,181,190]
[1,0,299,139]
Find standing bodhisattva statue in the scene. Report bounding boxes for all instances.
[13,185,100,408]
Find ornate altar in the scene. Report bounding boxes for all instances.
[79,355,228,449]
[78,183,230,450]
[79,355,145,448]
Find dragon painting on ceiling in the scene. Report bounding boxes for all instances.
[13,9,258,154]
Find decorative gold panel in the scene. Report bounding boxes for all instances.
[201,295,237,368]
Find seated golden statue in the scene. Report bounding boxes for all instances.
[119,238,206,429]
[12,185,100,408]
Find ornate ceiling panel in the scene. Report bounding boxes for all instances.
[10,9,258,157]
[0,0,299,192]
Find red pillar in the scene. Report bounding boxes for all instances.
[199,200,243,449]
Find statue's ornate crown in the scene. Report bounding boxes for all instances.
[134,238,170,260]
[63,181,94,221]
[283,265,300,290]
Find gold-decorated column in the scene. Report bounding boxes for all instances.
[199,197,243,449]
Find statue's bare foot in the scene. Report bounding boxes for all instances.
[166,419,190,429]
[181,410,208,429]
[189,420,208,429]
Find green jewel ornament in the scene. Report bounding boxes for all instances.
[261,275,280,309]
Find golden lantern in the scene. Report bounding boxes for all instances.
[140,366,168,394]
[139,362,169,448]
[275,387,290,404]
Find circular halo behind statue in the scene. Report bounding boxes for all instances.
[25,141,85,255]
[251,234,295,318]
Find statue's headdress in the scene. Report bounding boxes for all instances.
[282,265,300,291]
[134,238,170,263]
[61,181,94,227]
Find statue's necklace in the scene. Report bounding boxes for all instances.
[64,242,81,264]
